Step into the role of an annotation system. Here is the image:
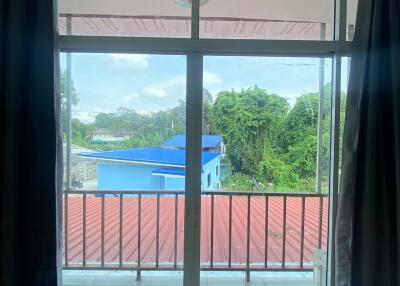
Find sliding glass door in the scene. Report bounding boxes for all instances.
[58,2,353,285]
[61,51,346,286]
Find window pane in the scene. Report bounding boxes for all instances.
[201,56,331,279]
[339,57,350,185]
[347,0,358,40]
[58,0,191,38]
[200,0,332,40]
[61,53,186,282]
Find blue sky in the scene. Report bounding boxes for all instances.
[60,53,349,123]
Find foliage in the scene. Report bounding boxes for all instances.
[64,74,347,193]
[94,101,185,140]
[266,179,316,193]
[98,133,166,151]
[285,133,318,178]
[221,172,253,192]
[256,145,299,187]
[210,86,289,175]
[276,84,333,182]
[202,88,214,134]
[60,70,79,134]
[71,119,93,146]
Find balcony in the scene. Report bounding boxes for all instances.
[63,190,328,286]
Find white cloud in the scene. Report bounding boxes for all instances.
[163,75,186,88]
[203,71,222,85]
[73,111,94,123]
[121,93,141,103]
[142,86,168,98]
[93,107,108,113]
[137,74,186,101]
[109,54,150,70]
[73,107,116,123]
[137,110,151,115]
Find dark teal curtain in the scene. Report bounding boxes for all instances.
[0,0,61,285]
[336,0,400,285]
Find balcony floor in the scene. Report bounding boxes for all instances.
[63,271,313,286]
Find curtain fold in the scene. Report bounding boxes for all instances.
[336,0,400,285]
[0,0,60,285]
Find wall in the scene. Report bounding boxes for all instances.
[164,176,185,190]
[70,157,97,186]
[97,157,221,192]
[97,163,164,190]
[201,157,221,190]
[92,134,130,142]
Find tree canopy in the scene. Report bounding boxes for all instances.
[63,72,346,192]
[209,87,289,175]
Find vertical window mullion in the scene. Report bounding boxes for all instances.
[191,0,200,39]
[340,0,348,42]
[183,53,203,286]
[327,56,342,286]
[65,16,72,190]
[333,0,348,41]
[328,0,346,283]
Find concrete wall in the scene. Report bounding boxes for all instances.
[202,157,221,191]
[164,176,185,190]
[97,163,164,190]
[97,156,221,192]
[92,134,130,142]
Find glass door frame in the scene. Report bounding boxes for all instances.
[59,0,351,285]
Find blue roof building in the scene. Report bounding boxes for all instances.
[79,135,223,192]
[162,134,225,154]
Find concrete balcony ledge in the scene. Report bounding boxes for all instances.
[63,270,313,286]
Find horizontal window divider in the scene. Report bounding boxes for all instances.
[63,189,328,197]
[63,266,314,272]
[59,36,352,56]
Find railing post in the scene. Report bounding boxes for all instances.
[210,194,214,268]
[101,194,105,267]
[300,197,306,268]
[318,196,324,249]
[137,194,142,281]
[264,196,269,268]
[119,194,123,267]
[174,194,178,269]
[156,194,160,268]
[64,193,69,266]
[246,195,251,282]
[82,194,87,267]
[228,194,232,268]
[282,196,287,269]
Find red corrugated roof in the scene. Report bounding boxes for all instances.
[64,196,328,268]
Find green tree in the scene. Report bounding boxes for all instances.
[277,84,333,181]
[210,86,289,175]
[91,99,186,150]
[60,70,96,147]
[72,119,92,146]
[203,88,214,134]
[256,145,299,187]
[60,70,79,134]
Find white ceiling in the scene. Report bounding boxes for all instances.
[59,0,357,24]
[58,0,357,39]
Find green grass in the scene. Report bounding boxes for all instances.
[221,172,328,194]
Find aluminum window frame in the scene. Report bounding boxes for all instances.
[60,0,348,285]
